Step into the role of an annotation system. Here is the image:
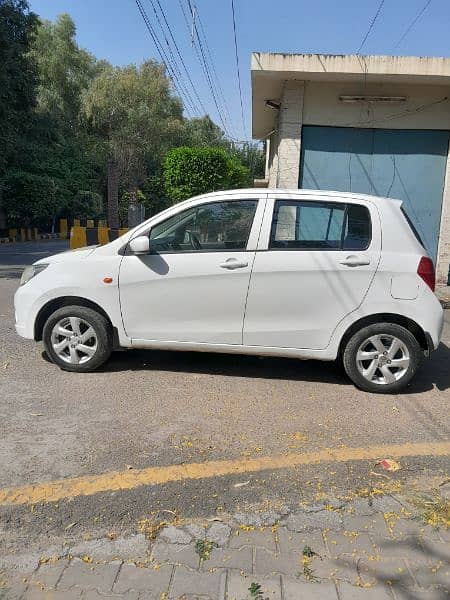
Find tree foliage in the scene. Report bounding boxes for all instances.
[163,147,251,203]
[0,0,37,178]
[82,60,185,190]
[29,14,97,128]
[0,4,264,229]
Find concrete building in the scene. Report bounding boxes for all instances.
[251,53,450,286]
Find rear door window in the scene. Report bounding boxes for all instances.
[270,200,371,250]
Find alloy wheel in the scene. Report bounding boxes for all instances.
[356,334,410,385]
[50,316,97,365]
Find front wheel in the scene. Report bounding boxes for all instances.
[43,305,112,372]
[343,323,423,393]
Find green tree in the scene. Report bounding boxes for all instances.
[184,115,227,148]
[0,0,37,178]
[163,146,250,203]
[2,169,61,227]
[82,60,185,226]
[29,13,97,128]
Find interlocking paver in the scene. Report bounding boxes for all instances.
[254,547,300,578]
[170,565,224,599]
[57,558,121,593]
[150,541,199,569]
[390,587,449,600]
[226,571,281,600]
[1,579,29,600]
[376,537,434,562]
[324,532,379,558]
[112,562,172,595]
[83,591,139,599]
[229,528,277,552]
[342,513,390,535]
[336,581,394,599]
[312,555,358,582]
[276,527,326,557]
[30,560,68,589]
[201,546,252,572]
[286,510,343,533]
[411,562,450,591]
[358,558,415,589]
[24,588,82,599]
[282,575,338,599]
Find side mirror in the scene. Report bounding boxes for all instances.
[129,235,150,255]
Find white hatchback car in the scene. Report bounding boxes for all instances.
[15,189,443,393]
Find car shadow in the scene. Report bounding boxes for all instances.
[94,348,351,385]
[82,341,450,392]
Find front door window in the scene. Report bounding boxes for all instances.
[149,200,257,253]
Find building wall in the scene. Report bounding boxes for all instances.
[268,80,450,285]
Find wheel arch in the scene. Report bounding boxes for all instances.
[34,296,117,345]
[338,313,429,357]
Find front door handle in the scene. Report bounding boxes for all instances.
[339,255,371,267]
[220,258,248,270]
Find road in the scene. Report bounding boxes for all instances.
[0,240,449,561]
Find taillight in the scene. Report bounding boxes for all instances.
[417,256,435,292]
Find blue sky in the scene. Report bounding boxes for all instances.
[29,0,450,141]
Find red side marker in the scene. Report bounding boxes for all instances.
[103,277,113,284]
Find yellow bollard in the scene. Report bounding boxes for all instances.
[9,229,17,241]
[118,228,129,237]
[20,228,26,242]
[33,227,38,240]
[70,226,87,250]
[98,226,109,245]
[87,219,94,228]
[74,218,81,227]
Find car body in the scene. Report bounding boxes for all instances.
[14,189,444,392]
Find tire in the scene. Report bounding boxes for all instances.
[343,322,423,393]
[43,305,112,372]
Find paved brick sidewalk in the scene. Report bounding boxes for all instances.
[1,493,449,599]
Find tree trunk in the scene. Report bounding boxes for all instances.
[107,158,119,229]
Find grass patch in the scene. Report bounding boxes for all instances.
[412,495,450,529]
[194,539,217,561]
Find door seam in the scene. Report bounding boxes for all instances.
[241,197,268,344]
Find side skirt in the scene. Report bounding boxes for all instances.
[130,339,337,361]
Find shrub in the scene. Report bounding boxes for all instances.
[163,146,251,203]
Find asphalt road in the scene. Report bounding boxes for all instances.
[0,240,449,557]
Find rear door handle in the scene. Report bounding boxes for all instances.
[220,258,248,270]
[339,255,371,267]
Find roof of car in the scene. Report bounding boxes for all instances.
[195,188,402,207]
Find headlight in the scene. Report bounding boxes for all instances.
[20,264,49,287]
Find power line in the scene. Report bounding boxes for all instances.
[196,11,233,128]
[230,0,246,136]
[356,0,386,54]
[145,0,199,115]
[393,0,433,50]
[179,0,232,135]
[149,0,209,116]
[135,0,195,117]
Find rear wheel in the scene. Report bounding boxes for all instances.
[343,322,423,393]
[43,305,112,372]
